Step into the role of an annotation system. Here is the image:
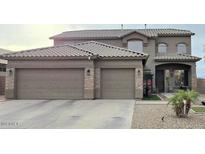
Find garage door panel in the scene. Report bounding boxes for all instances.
[101,69,135,99]
[16,69,84,99]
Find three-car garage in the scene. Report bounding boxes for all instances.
[2,41,147,100]
[15,68,136,100]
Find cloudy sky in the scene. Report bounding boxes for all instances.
[0,24,204,78]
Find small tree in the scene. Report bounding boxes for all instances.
[168,90,199,117]
[183,90,199,116]
[168,90,185,117]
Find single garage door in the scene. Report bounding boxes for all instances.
[16,68,84,99]
[101,68,135,99]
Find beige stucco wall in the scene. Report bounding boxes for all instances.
[157,36,191,55]
[7,59,94,69]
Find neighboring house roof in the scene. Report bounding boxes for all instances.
[154,54,201,62]
[50,29,194,39]
[0,48,11,55]
[1,41,148,60]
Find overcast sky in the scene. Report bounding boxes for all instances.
[0,24,204,78]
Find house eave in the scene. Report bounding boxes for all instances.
[49,36,120,40]
[154,58,201,62]
[3,56,97,61]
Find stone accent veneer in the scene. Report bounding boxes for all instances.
[5,68,15,99]
[84,68,94,99]
[135,68,143,99]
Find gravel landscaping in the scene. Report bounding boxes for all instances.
[132,103,205,129]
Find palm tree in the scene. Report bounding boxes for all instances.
[183,90,198,116]
[168,90,185,117]
[168,90,199,117]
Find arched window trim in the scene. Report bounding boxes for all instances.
[176,42,188,47]
[157,42,168,46]
[177,43,187,54]
[127,38,144,41]
[158,42,168,53]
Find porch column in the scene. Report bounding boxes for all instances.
[135,68,143,99]
[152,67,156,91]
[169,69,175,92]
[84,68,94,99]
[5,68,15,99]
[191,63,197,91]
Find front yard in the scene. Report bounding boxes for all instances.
[192,107,205,113]
[143,95,161,100]
[132,103,205,129]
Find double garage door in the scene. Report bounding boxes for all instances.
[16,68,135,99]
[16,68,84,99]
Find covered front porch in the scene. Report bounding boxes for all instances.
[154,54,201,93]
[156,63,192,93]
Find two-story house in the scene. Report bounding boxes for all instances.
[2,29,201,100]
[50,29,201,93]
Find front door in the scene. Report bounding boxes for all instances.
[156,70,164,92]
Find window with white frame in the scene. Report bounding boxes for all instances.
[127,40,143,52]
[158,43,167,53]
[177,43,187,54]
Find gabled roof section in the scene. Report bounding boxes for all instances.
[155,54,201,62]
[1,41,148,60]
[74,41,148,59]
[50,29,194,40]
[120,30,150,38]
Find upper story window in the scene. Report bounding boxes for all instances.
[127,40,143,53]
[177,43,187,54]
[158,43,167,53]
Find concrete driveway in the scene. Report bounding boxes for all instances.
[0,99,135,129]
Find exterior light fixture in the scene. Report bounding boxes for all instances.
[87,69,91,76]
[8,69,13,76]
[138,69,141,75]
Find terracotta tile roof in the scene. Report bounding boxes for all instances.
[1,41,148,60]
[1,44,93,59]
[50,29,194,39]
[154,54,201,62]
[75,41,148,58]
